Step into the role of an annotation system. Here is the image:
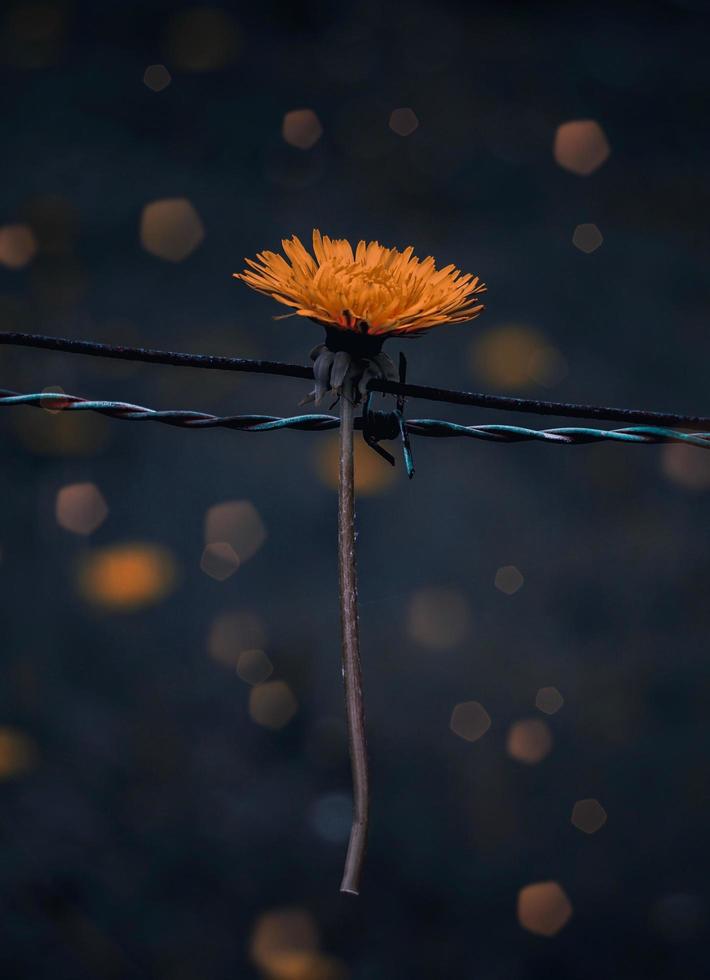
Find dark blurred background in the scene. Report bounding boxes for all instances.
[1,1,710,977]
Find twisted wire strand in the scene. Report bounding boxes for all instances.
[2,331,710,428]
[2,389,710,447]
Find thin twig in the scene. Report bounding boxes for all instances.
[337,382,369,895]
[2,331,710,428]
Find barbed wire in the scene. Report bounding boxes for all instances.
[3,333,707,894]
[3,389,710,447]
[2,331,710,428]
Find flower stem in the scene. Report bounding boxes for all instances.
[338,382,369,896]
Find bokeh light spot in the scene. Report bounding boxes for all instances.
[0,223,37,268]
[662,443,710,489]
[571,798,607,834]
[407,587,471,650]
[249,681,298,730]
[1,2,66,68]
[535,686,564,715]
[143,64,171,91]
[78,543,177,611]
[164,6,241,71]
[389,107,419,136]
[572,223,603,253]
[517,881,573,936]
[204,500,266,564]
[14,405,108,455]
[236,649,273,686]
[282,109,323,150]
[470,324,567,389]
[450,701,491,742]
[495,565,524,595]
[39,385,67,414]
[250,907,344,980]
[0,727,37,779]
[554,119,610,176]
[507,718,553,764]
[200,541,240,581]
[56,482,108,535]
[208,610,266,667]
[315,435,397,494]
[140,197,205,262]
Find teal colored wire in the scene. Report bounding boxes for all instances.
[2,390,710,448]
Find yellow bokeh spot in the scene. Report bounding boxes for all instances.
[13,405,108,456]
[140,197,205,262]
[78,543,178,611]
[0,727,37,780]
[249,681,298,730]
[470,324,567,390]
[250,907,345,980]
[315,434,397,495]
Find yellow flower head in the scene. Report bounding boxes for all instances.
[234,230,486,337]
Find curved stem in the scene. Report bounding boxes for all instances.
[338,384,369,895]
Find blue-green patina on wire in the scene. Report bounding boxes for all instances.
[2,388,709,482]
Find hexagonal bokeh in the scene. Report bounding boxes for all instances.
[140,197,205,262]
[282,109,323,150]
[204,500,266,565]
[571,798,607,834]
[389,107,419,136]
[554,119,610,176]
[535,686,564,715]
[449,701,491,742]
[236,649,273,686]
[573,223,604,253]
[495,564,524,595]
[507,718,553,764]
[55,482,108,535]
[517,881,573,936]
[200,542,240,581]
[143,64,171,92]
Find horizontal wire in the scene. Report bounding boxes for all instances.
[2,389,710,448]
[1,331,710,428]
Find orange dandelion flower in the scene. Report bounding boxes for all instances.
[234,230,486,338]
